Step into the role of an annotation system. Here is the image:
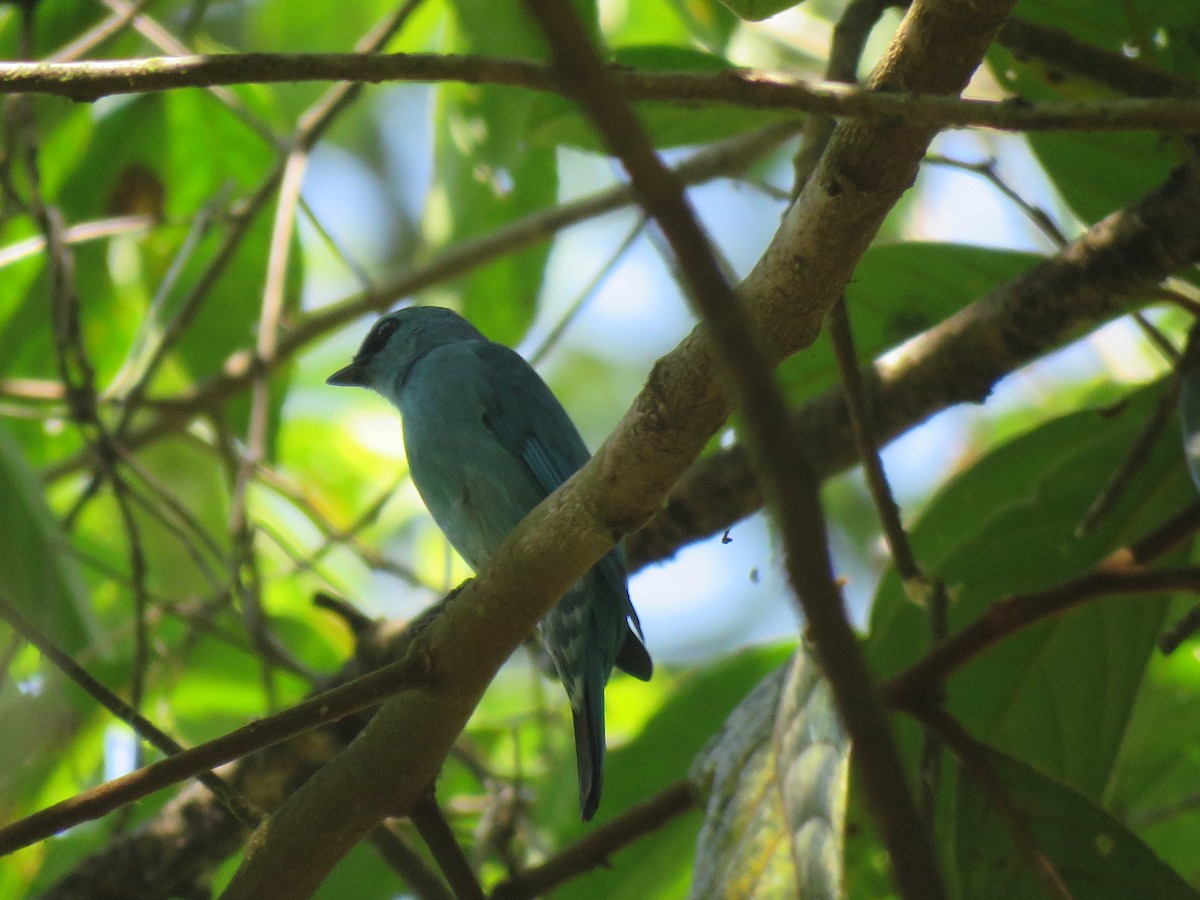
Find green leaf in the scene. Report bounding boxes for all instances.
[419,1,595,344]
[869,383,1187,798]
[1105,622,1200,885]
[715,0,801,23]
[987,0,1199,223]
[0,421,94,651]
[781,243,1042,404]
[956,749,1198,899]
[689,650,848,900]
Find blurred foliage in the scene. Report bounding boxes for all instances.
[0,0,1196,898]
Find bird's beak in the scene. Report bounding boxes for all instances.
[326,361,367,387]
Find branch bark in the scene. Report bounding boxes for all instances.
[2,53,1200,131]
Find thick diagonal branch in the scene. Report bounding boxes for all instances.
[628,160,1200,570]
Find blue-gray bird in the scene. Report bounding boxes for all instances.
[327,306,652,820]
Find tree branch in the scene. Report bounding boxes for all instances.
[1,53,1199,130]
[490,781,695,900]
[627,161,1200,572]
[410,796,485,900]
[885,503,1200,706]
[0,640,434,856]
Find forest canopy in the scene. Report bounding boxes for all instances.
[0,0,1199,898]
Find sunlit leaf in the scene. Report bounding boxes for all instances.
[715,0,801,23]
[689,650,848,900]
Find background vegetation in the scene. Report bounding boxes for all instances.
[0,0,1199,897]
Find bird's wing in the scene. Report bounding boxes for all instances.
[473,342,653,680]
[470,341,592,496]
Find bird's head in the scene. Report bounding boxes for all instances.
[326,306,486,395]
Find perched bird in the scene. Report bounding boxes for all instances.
[328,306,652,820]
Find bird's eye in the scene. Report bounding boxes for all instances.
[358,317,399,359]
[374,318,398,341]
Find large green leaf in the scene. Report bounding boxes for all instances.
[780,243,1042,405]
[988,0,1199,223]
[956,749,1197,899]
[869,383,1187,798]
[1105,620,1200,885]
[689,650,848,900]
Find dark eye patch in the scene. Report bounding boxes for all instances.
[356,317,399,360]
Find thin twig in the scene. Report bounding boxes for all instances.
[1076,378,1181,536]
[1159,602,1200,654]
[411,794,486,900]
[0,593,260,826]
[529,216,646,366]
[924,153,1067,248]
[0,643,434,856]
[827,296,950,824]
[370,823,455,900]
[13,24,158,714]
[6,54,1200,132]
[490,781,695,900]
[828,299,922,584]
[50,0,154,62]
[886,533,1200,707]
[0,212,155,270]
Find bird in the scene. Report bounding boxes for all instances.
[327,305,652,820]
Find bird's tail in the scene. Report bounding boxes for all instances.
[572,676,606,821]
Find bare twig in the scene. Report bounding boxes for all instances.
[1076,378,1181,536]
[827,297,951,822]
[0,641,433,856]
[886,504,1200,706]
[411,795,485,900]
[0,593,260,827]
[490,781,695,900]
[1159,602,1200,654]
[529,216,646,366]
[924,154,1068,247]
[370,823,455,900]
[6,53,1200,132]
